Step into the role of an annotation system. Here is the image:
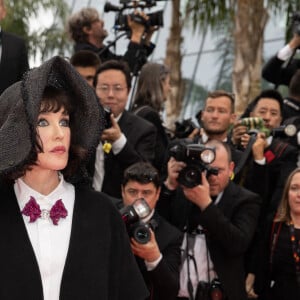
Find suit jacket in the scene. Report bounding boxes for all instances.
[0,184,148,300]
[88,110,157,198]
[0,31,29,95]
[135,213,183,300]
[157,181,261,300]
[243,138,298,217]
[133,105,169,173]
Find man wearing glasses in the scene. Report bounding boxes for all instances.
[88,59,157,198]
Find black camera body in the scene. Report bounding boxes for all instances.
[103,106,112,129]
[104,0,164,32]
[169,143,218,188]
[174,118,198,138]
[195,279,224,300]
[120,198,154,244]
[292,12,300,36]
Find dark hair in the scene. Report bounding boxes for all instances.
[133,63,170,112]
[7,86,87,181]
[251,89,283,115]
[95,60,132,89]
[289,69,300,98]
[122,162,160,189]
[70,50,101,69]
[206,90,235,113]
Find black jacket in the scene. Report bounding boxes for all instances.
[0,31,29,95]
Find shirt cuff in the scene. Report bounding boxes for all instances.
[277,44,294,61]
[112,134,126,155]
[145,253,163,271]
[255,157,266,165]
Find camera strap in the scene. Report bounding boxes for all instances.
[233,134,257,181]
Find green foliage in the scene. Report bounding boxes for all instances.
[1,0,71,63]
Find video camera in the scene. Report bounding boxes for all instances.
[120,198,156,244]
[169,142,218,188]
[104,0,165,32]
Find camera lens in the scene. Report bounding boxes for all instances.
[132,224,151,244]
[178,165,202,188]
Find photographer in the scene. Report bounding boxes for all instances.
[67,6,156,74]
[231,89,298,216]
[262,31,300,87]
[157,140,261,300]
[121,162,183,300]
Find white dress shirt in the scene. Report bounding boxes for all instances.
[92,113,126,191]
[178,193,223,298]
[14,174,75,300]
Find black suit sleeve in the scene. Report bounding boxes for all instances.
[262,55,300,86]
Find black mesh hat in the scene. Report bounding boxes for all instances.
[0,56,104,175]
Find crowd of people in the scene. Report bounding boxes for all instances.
[1,1,300,299]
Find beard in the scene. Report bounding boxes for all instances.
[202,125,227,136]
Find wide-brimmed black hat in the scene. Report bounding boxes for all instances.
[0,56,104,175]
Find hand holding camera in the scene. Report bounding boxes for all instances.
[130,229,161,262]
[182,172,212,211]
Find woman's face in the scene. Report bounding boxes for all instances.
[35,107,71,172]
[288,172,300,216]
[161,74,171,101]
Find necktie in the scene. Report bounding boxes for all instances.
[21,196,68,225]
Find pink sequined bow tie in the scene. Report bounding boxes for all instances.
[21,196,68,225]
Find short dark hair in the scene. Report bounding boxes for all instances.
[95,60,132,89]
[206,90,235,113]
[122,162,160,189]
[70,50,101,69]
[251,89,283,115]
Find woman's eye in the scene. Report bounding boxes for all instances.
[60,118,70,127]
[37,118,48,127]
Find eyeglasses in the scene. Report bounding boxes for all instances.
[96,84,127,94]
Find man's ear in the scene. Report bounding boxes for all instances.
[82,25,91,35]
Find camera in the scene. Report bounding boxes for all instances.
[169,142,218,188]
[291,11,300,36]
[240,117,270,136]
[104,0,164,32]
[195,279,224,300]
[174,118,198,139]
[103,106,112,129]
[120,198,155,244]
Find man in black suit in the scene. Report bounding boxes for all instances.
[262,32,300,87]
[88,59,156,198]
[157,140,261,300]
[0,0,29,95]
[119,162,183,300]
[231,89,298,216]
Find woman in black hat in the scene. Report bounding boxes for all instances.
[0,56,148,300]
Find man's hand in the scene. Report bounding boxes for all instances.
[289,33,300,50]
[245,273,258,299]
[101,115,121,143]
[131,229,161,262]
[182,172,212,210]
[128,11,147,43]
[164,157,186,190]
[231,122,248,145]
[252,132,267,161]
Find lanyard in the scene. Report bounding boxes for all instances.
[289,221,300,286]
